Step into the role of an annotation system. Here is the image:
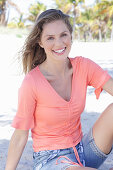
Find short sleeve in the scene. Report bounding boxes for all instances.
[12,74,37,130]
[87,58,111,99]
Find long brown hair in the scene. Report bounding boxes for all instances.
[22,9,73,74]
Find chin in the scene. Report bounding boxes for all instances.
[54,55,68,61]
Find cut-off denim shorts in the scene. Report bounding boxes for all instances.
[33,129,111,170]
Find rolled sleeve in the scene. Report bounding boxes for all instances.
[12,74,37,130]
[12,115,34,130]
[87,58,111,99]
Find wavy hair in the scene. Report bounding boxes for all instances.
[21,9,73,74]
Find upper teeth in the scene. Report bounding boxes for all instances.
[54,48,65,53]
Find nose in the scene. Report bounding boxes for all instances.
[54,37,64,47]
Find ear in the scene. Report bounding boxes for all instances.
[39,41,44,48]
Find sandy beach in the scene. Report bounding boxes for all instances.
[0,33,113,169]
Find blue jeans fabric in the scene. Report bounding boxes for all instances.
[33,142,84,170]
[82,128,108,168]
[33,129,111,170]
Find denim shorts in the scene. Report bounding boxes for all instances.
[33,129,110,170]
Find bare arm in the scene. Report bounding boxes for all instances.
[5,129,29,170]
[103,77,113,96]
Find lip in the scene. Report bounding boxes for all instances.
[53,47,65,51]
[52,47,66,55]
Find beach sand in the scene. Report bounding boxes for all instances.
[0,34,113,169]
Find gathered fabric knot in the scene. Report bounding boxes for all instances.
[56,146,83,167]
[56,155,80,166]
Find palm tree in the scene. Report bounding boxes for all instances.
[95,0,101,3]
[28,2,46,22]
[0,0,21,26]
[54,0,72,14]
[93,1,107,41]
[54,0,85,40]
[79,7,94,41]
[0,0,6,25]
[94,0,113,41]
[105,0,113,41]
[70,0,85,40]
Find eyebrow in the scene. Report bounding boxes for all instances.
[44,31,69,37]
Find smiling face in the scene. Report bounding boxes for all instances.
[39,20,72,62]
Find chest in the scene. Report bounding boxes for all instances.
[36,61,87,106]
[35,69,87,125]
[45,73,73,102]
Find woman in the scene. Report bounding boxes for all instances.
[5,9,113,170]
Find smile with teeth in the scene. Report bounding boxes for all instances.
[53,48,66,54]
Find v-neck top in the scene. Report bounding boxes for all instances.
[12,56,111,152]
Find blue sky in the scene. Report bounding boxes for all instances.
[8,0,95,22]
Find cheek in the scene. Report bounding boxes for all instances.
[66,40,72,49]
[64,37,72,45]
[43,44,53,54]
[43,42,52,50]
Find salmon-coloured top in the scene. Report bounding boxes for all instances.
[12,57,111,152]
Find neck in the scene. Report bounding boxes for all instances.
[39,57,70,76]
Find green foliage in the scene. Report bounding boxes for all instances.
[1,0,113,41]
[8,14,25,28]
[16,34,23,38]
[0,0,22,26]
[7,21,18,28]
[8,21,24,28]
[0,0,6,5]
[69,0,84,4]
[28,2,46,22]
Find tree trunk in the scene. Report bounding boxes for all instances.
[99,27,102,41]
[72,9,76,40]
[72,2,77,41]
[77,28,80,41]
[103,27,107,42]
[0,0,21,26]
[5,8,10,26]
[0,1,6,26]
[103,33,106,42]
[111,20,113,41]
[84,32,87,42]
[88,29,92,41]
[0,12,6,26]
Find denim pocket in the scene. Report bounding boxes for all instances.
[33,150,60,170]
[33,144,85,170]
